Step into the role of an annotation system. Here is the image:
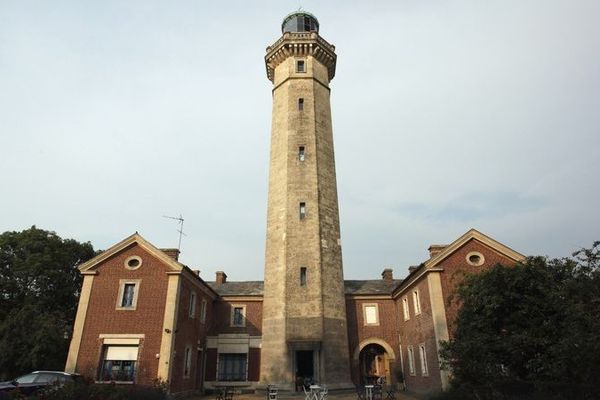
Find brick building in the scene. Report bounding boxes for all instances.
[65,11,525,397]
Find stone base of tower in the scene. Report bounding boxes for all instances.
[259,332,353,390]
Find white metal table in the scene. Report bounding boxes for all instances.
[309,385,322,400]
[365,384,374,400]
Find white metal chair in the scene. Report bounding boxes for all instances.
[319,385,328,400]
[303,384,311,400]
[268,385,278,400]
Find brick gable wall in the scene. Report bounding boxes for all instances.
[438,238,519,336]
[75,244,168,386]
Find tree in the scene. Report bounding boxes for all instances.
[0,226,96,379]
[439,242,600,399]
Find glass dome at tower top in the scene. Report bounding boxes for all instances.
[281,11,319,33]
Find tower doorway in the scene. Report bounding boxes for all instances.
[295,350,314,389]
[359,344,389,385]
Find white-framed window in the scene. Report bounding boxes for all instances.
[296,59,306,73]
[466,251,485,266]
[407,346,415,376]
[413,290,421,315]
[116,279,141,310]
[231,305,246,327]
[363,303,380,326]
[218,353,247,381]
[419,343,429,376]
[184,347,192,378]
[200,299,207,324]
[124,255,142,270]
[99,345,139,382]
[402,297,410,320]
[189,291,197,318]
[299,202,306,219]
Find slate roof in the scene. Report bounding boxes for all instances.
[207,279,403,297]
[207,281,264,296]
[343,279,403,295]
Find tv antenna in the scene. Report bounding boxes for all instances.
[163,214,186,251]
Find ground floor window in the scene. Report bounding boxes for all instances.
[407,346,415,376]
[99,345,138,382]
[218,353,247,381]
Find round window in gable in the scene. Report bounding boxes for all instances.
[125,256,142,270]
[466,251,485,266]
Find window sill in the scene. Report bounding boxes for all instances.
[95,381,134,385]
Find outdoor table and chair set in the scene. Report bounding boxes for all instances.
[264,383,328,400]
[355,383,397,400]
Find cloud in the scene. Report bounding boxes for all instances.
[394,191,547,222]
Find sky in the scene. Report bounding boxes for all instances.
[1,0,599,281]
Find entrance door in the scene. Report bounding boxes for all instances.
[296,350,314,389]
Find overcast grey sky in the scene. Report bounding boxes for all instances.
[1,0,599,281]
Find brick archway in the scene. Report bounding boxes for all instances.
[352,338,396,361]
[352,338,396,386]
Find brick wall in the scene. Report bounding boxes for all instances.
[345,297,400,385]
[398,277,442,393]
[248,347,261,382]
[210,299,263,336]
[205,349,217,381]
[170,274,214,393]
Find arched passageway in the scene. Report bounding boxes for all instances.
[358,343,391,385]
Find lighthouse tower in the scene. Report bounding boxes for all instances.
[260,12,352,389]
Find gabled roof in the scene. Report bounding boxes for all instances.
[393,228,526,296]
[424,228,525,269]
[78,232,185,274]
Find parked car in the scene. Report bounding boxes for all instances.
[0,371,81,396]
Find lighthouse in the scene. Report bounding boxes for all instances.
[260,11,353,389]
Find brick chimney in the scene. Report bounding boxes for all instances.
[161,248,180,261]
[216,271,227,285]
[408,265,418,274]
[428,245,447,259]
[381,268,393,281]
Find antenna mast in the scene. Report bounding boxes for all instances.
[163,214,186,251]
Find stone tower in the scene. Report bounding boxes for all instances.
[260,12,352,390]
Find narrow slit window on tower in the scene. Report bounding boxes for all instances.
[297,60,305,73]
[298,146,305,161]
[300,267,307,286]
[299,202,306,219]
[298,98,304,111]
